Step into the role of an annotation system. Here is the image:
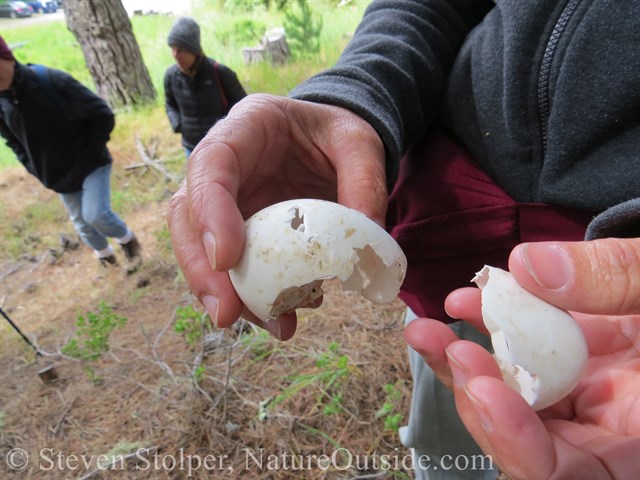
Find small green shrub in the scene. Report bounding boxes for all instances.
[375,380,406,432]
[193,364,207,383]
[284,0,323,58]
[217,18,268,46]
[62,301,127,362]
[62,302,127,380]
[174,305,210,348]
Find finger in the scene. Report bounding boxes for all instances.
[187,95,286,271]
[168,188,295,340]
[323,106,388,225]
[239,308,298,342]
[462,376,556,479]
[509,238,640,315]
[465,379,631,479]
[445,340,514,466]
[581,435,640,479]
[403,318,461,388]
[167,184,244,326]
[444,287,489,334]
[444,341,503,456]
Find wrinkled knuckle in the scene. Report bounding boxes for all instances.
[174,247,206,297]
[593,238,640,313]
[188,180,212,219]
[234,93,280,116]
[167,185,187,226]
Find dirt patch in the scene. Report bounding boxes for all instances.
[0,160,413,479]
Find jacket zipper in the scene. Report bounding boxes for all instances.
[537,0,581,158]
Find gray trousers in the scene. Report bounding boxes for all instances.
[400,308,498,479]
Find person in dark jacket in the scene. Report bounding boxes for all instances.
[166,1,639,478]
[0,36,141,268]
[164,16,247,157]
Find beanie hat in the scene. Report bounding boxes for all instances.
[167,17,202,55]
[0,36,16,62]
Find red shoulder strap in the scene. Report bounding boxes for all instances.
[213,61,229,113]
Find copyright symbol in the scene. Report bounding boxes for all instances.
[6,448,29,471]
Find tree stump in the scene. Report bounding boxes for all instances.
[242,28,290,66]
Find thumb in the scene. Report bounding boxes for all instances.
[321,106,388,226]
[508,238,640,315]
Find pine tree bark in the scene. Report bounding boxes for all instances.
[64,0,156,107]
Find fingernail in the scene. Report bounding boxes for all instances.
[203,231,216,270]
[407,343,430,364]
[263,319,282,341]
[465,383,493,432]
[446,348,469,388]
[443,303,461,320]
[519,243,574,290]
[404,335,424,355]
[202,295,219,328]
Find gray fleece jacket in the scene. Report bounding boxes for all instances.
[290,0,639,237]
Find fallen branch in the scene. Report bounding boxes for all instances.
[124,157,173,170]
[51,395,78,436]
[134,136,181,184]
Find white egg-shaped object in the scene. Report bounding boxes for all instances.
[229,199,407,322]
[473,266,588,411]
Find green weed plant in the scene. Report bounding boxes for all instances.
[270,340,355,417]
[375,380,406,432]
[61,301,128,380]
[174,304,210,348]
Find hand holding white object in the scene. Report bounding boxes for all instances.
[167,94,387,340]
[404,238,640,479]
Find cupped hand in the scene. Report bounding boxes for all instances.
[167,94,387,340]
[404,238,640,479]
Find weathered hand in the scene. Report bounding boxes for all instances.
[167,94,387,340]
[404,238,640,479]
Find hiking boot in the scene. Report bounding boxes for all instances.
[99,254,118,267]
[120,235,142,261]
[120,235,142,275]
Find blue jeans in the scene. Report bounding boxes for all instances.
[59,163,128,251]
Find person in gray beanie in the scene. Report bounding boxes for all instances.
[167,17,202,56]
[164,17,247,157]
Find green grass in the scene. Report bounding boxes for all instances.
[1,1,369,167]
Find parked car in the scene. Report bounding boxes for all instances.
[44,0,56,12]
[0,1,34,18]
[26,1,56,13]
[26,1,42,12]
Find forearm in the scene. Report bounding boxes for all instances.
[290,0,491,187]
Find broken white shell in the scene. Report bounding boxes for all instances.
[229,199,407,322]
[473,266,588,411]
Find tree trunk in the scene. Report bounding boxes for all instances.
[242,29,290,66]
[64,0,156,108]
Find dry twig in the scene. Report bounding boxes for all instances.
[134,135,181,184]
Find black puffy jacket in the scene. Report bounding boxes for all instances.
[164,56,247,151]
[0,63,114,193]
